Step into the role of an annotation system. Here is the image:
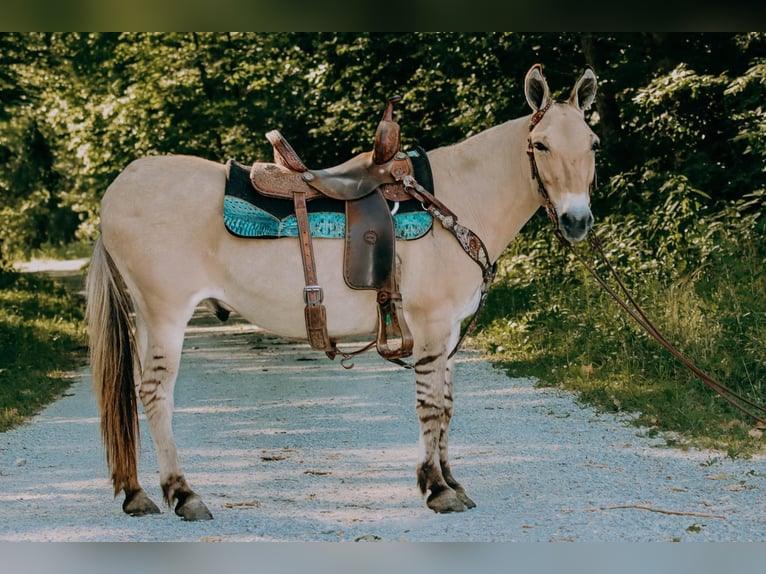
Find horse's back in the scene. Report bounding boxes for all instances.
[101,155,226,248]
[101,155,225,223]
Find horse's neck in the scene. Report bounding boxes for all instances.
[427,116,540,262]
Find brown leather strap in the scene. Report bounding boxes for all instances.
[400,174,496,360]
[375,289,414,362]
[266,129,308,172]
[401,175,493,283]
[250,162,324,201]
[293,190,333,353]
[569,231,766,425]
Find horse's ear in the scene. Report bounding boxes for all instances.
[569,66,597,111]
[524,64,551,112]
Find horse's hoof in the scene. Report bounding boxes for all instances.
[123,489,161,516]
[455,487,477,509]
[175,495,213,521]
[427,489,467,513]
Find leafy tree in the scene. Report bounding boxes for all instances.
[1,32,765,264]
[0,33,77,263]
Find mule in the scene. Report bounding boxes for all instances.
[86,64,599,520]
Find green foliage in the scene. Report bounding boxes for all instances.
[477,191,766,456]
[0,269,87,431]
[0,32,591,259]
[3,32,765,262]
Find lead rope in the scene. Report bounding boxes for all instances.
[567,230,766,424]
[527,107,766,424]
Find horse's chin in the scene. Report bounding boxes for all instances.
[562,230,590,243]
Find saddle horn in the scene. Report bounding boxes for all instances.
[373,96,402,165]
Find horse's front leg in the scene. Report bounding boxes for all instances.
[439,354,476,509]
[414,338,468,513]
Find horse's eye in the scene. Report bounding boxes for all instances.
[591,140,600,153]
[533,142,548,152]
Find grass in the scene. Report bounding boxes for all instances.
[0,268,87,431]
[474,216,766,458]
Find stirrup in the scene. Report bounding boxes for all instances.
[375,290,413,362]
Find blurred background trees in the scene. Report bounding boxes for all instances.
[1,32,765,264]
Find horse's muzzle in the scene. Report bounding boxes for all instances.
[559,210,594,242]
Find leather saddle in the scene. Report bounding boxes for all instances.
[248,97,416,363]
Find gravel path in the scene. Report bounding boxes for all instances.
[1,282,766,541]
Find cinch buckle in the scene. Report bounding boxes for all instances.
[303,285,324,305]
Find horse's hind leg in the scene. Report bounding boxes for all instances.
[135,311,213,521]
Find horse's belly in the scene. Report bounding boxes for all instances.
[215,239,382,340]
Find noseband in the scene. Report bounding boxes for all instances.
[525,102,597,238]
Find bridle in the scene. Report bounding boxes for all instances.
[526,102,766,424]
[526,100,559,228]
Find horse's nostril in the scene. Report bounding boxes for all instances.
[559,211,593,240]
[561,212,581,230]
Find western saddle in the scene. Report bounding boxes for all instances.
[249,97,417,364]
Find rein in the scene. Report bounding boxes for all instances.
[528,105,766,425]
[569,233,766,424]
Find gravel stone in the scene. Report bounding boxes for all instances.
[1,308,764,541]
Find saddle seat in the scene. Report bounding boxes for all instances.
[247,97,415,364]
[252,107,414,203]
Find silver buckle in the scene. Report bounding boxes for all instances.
[303,285,324,305]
